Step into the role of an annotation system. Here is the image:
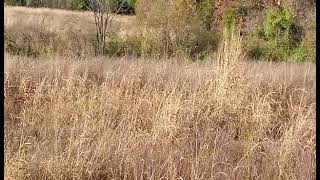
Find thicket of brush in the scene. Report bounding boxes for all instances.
[110,0,218,59]
[4,1,316,62]
[4,1,218,60]
[243,6,315,62]
[4,32,316,179]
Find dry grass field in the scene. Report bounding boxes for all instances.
[4,5,316,180]
[4,6,137,57]
[4,6,136,36]
[4,34,316,179]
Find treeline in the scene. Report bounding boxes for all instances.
[105,0,315,62]
[4,0,316,62]
[4,0,136,14]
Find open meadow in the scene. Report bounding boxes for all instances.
[4,3,316,180]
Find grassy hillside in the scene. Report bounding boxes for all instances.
[4,6,137,57]
[4,6,137,34]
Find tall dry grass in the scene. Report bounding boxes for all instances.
[4,6,136,35]
[4,33,316,179]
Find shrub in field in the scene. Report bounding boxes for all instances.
[105,33,142,57]
[135,0,219,59]
[105,34,126,56]
[263,7,303,44]
[195,0,215,30]
[4,31,8,50]
[105,33,172,58]
[244,34,266,59]
[69,0,86,10]
[221,0,266,31]
[244,6,308,62]
[222,5,247,30]
[4,0,17,6]
[292,37,315,63]
[117,0,136,14]
[127,0,136,9]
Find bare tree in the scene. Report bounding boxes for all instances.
[86,0,126,55]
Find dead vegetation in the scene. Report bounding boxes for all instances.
[4,33,315,179]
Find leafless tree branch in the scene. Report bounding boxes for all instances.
[86,0,126,55]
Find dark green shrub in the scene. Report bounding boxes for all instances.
[125,0,136,14]
[124,35,142,56]
[4,31,9,50]
[27,0,43,7]
[222,5,247,30]
[292,43,308,62]
[245,36,267,60]
[5,0,18,6]
[196,0,215,30]
[263,7,294,38]
[127,0,136,9]
[292,37,315,63]
[105,34,126,56]
[140,36,163,57]
[69,0,86,10]
[105,34,143,57]
[245,7,307,62]
[111,0,135,14]
[179,27,219,59]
